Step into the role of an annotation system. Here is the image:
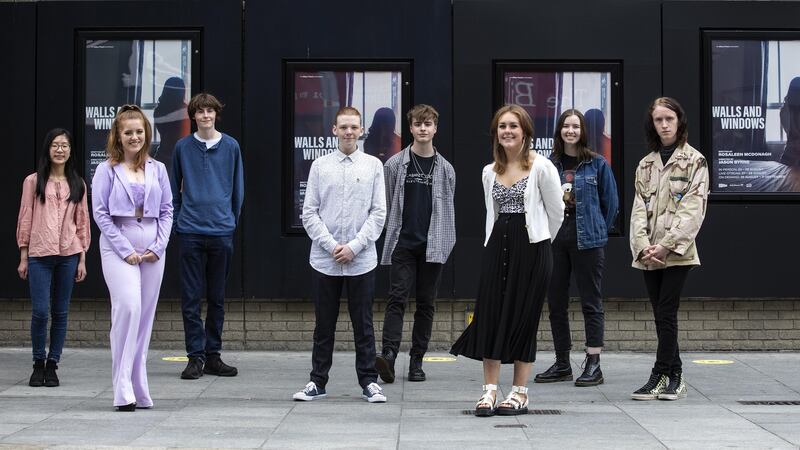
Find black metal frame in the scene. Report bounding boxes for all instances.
[493,60,624,235]
[282,59,413,234]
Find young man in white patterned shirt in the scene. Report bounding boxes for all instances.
[295,106,388,403]
[376,104,456,383]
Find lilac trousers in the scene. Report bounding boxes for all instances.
[100,217,165,407]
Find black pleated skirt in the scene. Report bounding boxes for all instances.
[450,213,553,363]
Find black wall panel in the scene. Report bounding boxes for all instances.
[4,0,799,302]
[453,0,663,298]
[243,0,453,298]
[35,0,243,298]
[3,3,37,298]
[663,1,800,296]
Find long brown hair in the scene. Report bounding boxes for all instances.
[106,104,151,169]
[552,109,595,163]
[491,104,533,174]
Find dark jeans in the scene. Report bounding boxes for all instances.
[310,269,378,389]
[179,233,234,360]
[547,218,605,351]
[28,254,79,362]
[643,265,692,375]
[381,245,443,358]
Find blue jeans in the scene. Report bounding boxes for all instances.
[178,233,234,360]
[28,254,79,362]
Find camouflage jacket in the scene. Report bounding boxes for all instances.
[630,143,709,270]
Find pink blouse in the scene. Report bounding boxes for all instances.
[16,173,91,257]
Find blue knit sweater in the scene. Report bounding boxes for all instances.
[170,133,244,235]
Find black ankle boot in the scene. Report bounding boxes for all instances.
[408,356,426,382]
[375,349,396,383]
[29,360,45,387]
[575,353,603,386]
[534,351,572,383]
[44,360,60,387]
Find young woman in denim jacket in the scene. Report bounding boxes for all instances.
[535,109,618,387]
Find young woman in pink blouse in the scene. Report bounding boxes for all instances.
[16,128,90,387]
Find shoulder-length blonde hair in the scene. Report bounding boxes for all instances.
[106,104,151,169]
[491,104,533,174]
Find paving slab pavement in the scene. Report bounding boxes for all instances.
[0,348,799,449]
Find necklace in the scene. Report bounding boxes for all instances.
[410,150,435,178]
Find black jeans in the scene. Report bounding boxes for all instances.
[547,218,605,351]
[179,233,234,360]
[642,265,692,375]
[310,269,378,389]
[381,245,444,358]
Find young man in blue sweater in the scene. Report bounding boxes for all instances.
[171,93,244,380]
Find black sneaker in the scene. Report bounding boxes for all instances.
[44,360,59,387]
[293,381,327,401]
[204,355,238,377]
[29,360,45,387]
[658,372,687,401]
[181,357,204,380]
[407,356,426,382]
[631,372,669,400]
[362,382,387,403]
[375,349,396,384]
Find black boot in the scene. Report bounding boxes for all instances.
[44,360,59,387]
[407,355,426,382]
[534,351,572,383]
[375,349,396,383]
[575,353,603,386]
[29,360,45,387]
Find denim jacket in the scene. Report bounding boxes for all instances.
[550,153,619,249]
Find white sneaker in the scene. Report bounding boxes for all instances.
[293,381,327,401]
[361,382,387,403]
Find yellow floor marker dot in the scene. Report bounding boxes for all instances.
[692,359,734,365]
[162,356,189,362]
[423,356,457,362]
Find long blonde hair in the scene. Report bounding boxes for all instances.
[491,104,533,174]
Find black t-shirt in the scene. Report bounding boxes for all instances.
[560,154,579,218]
[397,152,435,251]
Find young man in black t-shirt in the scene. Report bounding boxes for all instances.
[376,105,456,383]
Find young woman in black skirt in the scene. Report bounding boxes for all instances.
[451,104,564,416]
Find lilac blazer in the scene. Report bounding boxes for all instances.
[91,158,174,259]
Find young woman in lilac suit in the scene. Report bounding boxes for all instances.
[92,105,173,411]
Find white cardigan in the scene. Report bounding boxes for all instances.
[482,156,565,246]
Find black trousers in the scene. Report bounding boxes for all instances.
[381,245,444,358]
[547,218,606,351]
[642,265,692,375]
[310,269,378,389]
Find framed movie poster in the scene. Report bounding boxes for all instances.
[703,30,800,199]
[283,61,412,233]
[494,61,623,232]
[76,30,201,190]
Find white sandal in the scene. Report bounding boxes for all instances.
[474,384,497,417]
[496,385,529,415]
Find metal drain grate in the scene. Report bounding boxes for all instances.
[737,400,800,406]
[494,424,527,428]
[462,409,563,415]
[529,409,562,415]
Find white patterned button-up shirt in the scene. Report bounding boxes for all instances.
[302,148,386,276]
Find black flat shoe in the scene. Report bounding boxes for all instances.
[116,403,136,412]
